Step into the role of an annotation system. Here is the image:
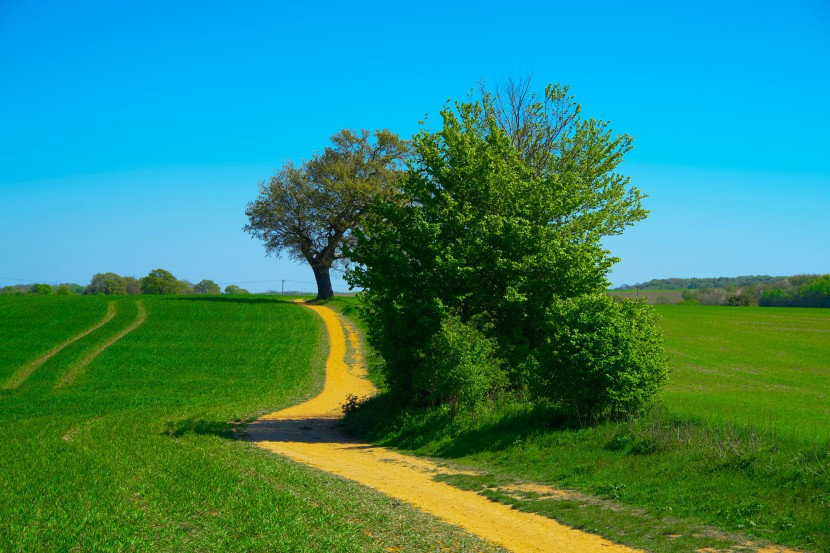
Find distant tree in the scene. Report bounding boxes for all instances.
[85,272,127,295]
[797,274,830,307]
[123,276,142,295]
[224,284,249,295]
[56,284,74,295]
[175,280,194,295]
[140,268,178,295]
[194,279,221,294]
[1,285,27,295]
[30,283,54,295]
[244,129,409,300]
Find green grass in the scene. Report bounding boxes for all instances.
[658,305,830,441]
[0,295,504,553]
[344,303,830,552]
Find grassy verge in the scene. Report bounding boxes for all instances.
[0,295,504,552]
[343,302,830,552]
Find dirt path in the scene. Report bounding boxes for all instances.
[3,301,117,390]
[246,303,642,553]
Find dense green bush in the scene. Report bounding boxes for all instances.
[415,314,505,418]
[534,294,667,420]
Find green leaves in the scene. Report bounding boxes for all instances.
[244,129,409,299]
[348,80,665,419]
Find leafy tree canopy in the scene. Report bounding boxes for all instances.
[347,81,665,419]
[224,284,249,295]
[140,268,178,295]
[86,272,127,295]
[194,279,221,294]
[244,129,409,299]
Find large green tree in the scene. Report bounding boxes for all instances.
[140,268,178,295]
[85,272,127,295]
[244,129,409,299]
[347,84,665,418]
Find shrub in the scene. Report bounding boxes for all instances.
[534,295,667,421]
[415,314,505,418]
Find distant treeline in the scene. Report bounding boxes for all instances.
[616,275,786,290]
[0,269,252,296]
[617,274,830,308]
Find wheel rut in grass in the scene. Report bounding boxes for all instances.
[246,303,641,553]
[3,301,117,390]
[58,301,147,387]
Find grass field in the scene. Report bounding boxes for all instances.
[658,305,830,441]
[0,295,503,552]
[344,302,830,552]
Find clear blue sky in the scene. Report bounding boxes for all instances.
[2,1,828,292]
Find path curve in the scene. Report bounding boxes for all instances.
[246,303,641,553]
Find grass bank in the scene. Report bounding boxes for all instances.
[0,295,503,552]
[342,302,830,552]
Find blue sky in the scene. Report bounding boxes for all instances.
[1,1,828,292]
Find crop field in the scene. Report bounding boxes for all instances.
[0,296,501,552]
[658,305,830,441]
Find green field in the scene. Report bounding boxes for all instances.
[659,305,830,441]
[0,296,501,552]
[345,303,830,552]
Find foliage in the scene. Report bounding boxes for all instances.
[616,275,786,290]
[223,284,249,295]
[758,274,830,307]
[415,314,505,418]
[193,279,221,294]
[85,272,127,295]
[348,83,662,418]
[535,295,667,420]
[29,283,54,295]
[123,276,142,295]
[55,284,74,295]
[244,129,409,299]
[175,279,194,295]
[140,268,178,295]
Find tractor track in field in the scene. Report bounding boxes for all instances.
[3,301,117,390]
[58,301,146,386]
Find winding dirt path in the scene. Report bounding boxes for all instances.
[3,301,117,390]
[246,303,641,553]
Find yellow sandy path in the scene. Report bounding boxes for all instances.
[247,303,642,553]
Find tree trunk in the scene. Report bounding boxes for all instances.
[313,266,334,300]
